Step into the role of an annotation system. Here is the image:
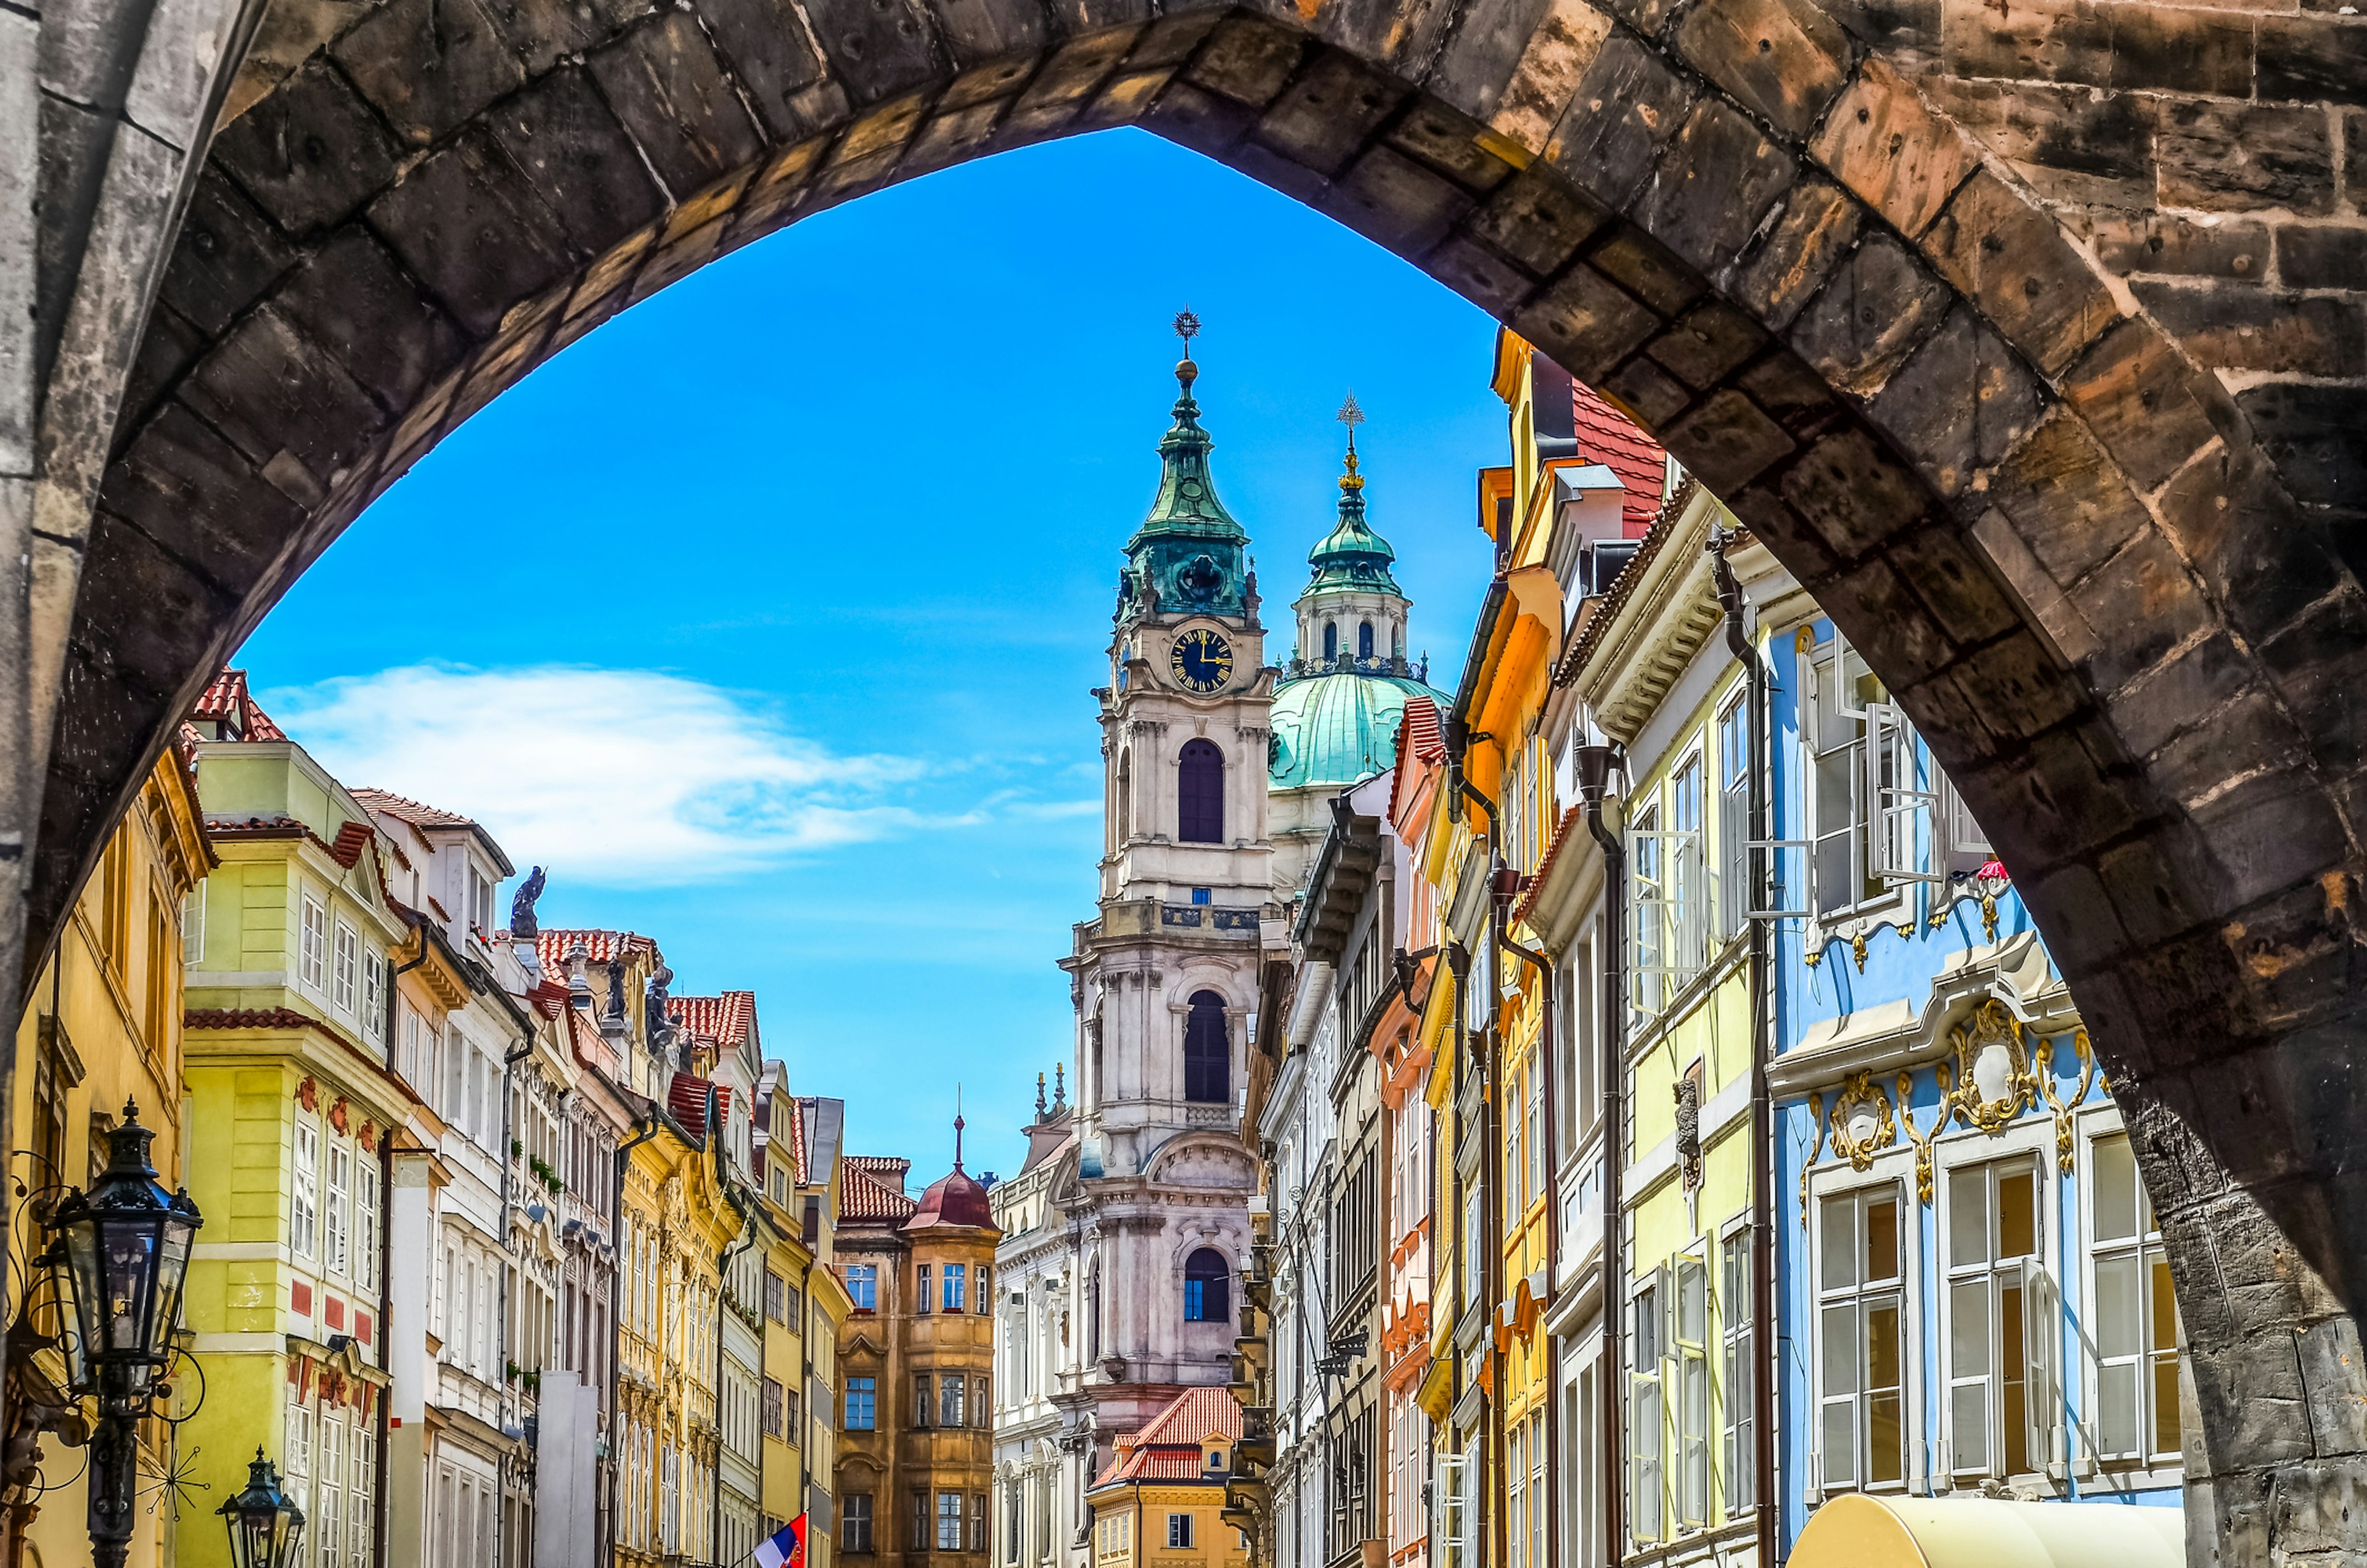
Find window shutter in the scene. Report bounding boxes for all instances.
[2022,1256,2066,1478]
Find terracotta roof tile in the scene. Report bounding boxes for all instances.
[535,928,660,971]
[1571,380,1668,535]
[349,788,476,830]
[1094,1387,1243,1485]
[190,669,287,741]
[669,992,756,1050]
[840,1161,918,1222]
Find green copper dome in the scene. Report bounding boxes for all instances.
[1120,357,1251,621]
[1268,670,1450,790]
[1299,446,1404,600]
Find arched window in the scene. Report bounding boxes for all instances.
[1178,741,1224,843]
[1323,621,1338,661]
[1184,1249,1231,1323]
[1359,621,1373,659]
[1184,990,1230,1103]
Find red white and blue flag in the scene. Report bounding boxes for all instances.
[754,1514,806,1568]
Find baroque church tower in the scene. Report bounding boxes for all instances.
[1052,320,1265,1487]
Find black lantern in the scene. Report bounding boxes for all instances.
[43,1100,202,1568]
[46,1100,200,1410]
[218,1447,306,1568]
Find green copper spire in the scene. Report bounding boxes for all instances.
[1301,416,1404,599]
[1120,314,1251,621]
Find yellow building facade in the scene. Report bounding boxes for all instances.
[1,752,211,1568]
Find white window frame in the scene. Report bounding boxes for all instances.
[292,1114,320,1258]
[300,891,328,993]
[2083,1116,2182,1471]
[1813,1177,1910,1496]
[1939,1141,2058,1484]
[1719,1218,1755,1515]
[332,920,359,1015]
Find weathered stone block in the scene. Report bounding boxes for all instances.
[1778,426,1934,558]
[331,0,528,147]
[1633,98,1796,274]
[1480,0,1612,153]
[1542,33,1697,210]
[1184,15,1305,108]
[2258,15,2367,108]
[2275,224,2367,291]
[1469,166,1610,276]
[1588,223,1703,316]
[1984,412,2148,587]
[1601,354,1691,428]
[696,0,832,141]
[1322,144,1473,255]
[365,128,579,336]
[1645,299,1765,389]
[1868,303,2045,499]
[2105,3,2256,97]
[2136,282,2365,380]
[1386,99,1520,195]
[2093,214,2267,281]
[157,169,296,337]
[1671,0,1851,140]
[2160,100,2335,216]
[1256,50,1409,179]
[1809,59,1976,240]
[1788,231,1952,399]
[1424,233,1536,318]
[2059,317,2221,495]
[1722,176,1861,333]
[1923,166,2117,377]
[1509,263,1661,382]
[586,11,769,200]
[210,59,404,233]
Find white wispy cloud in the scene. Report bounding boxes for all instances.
[260,664,952,884]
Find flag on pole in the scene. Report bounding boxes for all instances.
[754,1514,807,1568]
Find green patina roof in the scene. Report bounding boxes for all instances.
[1298,446,1403,600]
[1267,669,1452,791]
[1121,358,1251,621]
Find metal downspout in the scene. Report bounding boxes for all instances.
[1711,533,1777,1568]
[1578,751,1625,1567]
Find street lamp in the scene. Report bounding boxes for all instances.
[217,1448,306,1568]
[43,1099,202,1568]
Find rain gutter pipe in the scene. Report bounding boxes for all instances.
[1577,741,1625,1565]
[1711,529,1777,1568]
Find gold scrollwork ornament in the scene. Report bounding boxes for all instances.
[2036,1029,2098,1175]
[1947,999,2038,1133]
[1899,1063,1952,1204]
[1828,1070,1897,1172]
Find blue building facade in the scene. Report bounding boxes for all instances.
[1762,616,2186,1553]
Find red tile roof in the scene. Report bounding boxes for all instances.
[349,788,476,830]
[1571,379,1667,535]
[669,992,756,1050]
[191,669,287,741]
[536,929,660,971]
[1094,1387,1243,1485]
[840,1161,918,1222]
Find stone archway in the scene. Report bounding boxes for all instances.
[14,0,2366,1558]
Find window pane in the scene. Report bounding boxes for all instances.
[1820,1305,1857,1397]
[1866,1193,1899,1284]
[2000,1167,2037,1260]
[1820,1198,1856,1291]
[1949,1169,1989,1268]
[2094,1135,2138,1243]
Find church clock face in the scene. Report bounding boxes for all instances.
[1170,628,1233,693]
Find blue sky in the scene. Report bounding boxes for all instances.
[241,128,1506,1178]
